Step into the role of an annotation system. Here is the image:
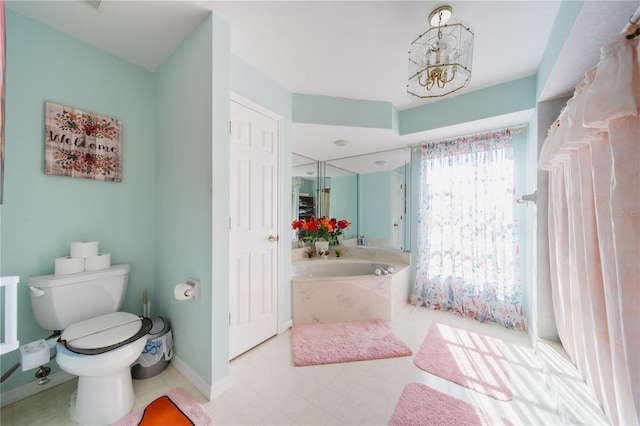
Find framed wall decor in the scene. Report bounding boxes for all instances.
[44,102,122,182]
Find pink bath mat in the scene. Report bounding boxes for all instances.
[291,320,412,366]
[414,322,512,400]
[389,383,513,425]
[111,387,213,425]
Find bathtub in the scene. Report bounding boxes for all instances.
[292,258,410,324]
[293,260,390,278]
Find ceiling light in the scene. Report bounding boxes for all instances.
[407,5,474,99]
[306,171,315,175]
[375,160,386,165]
[334,139,349,147]
[429,6,452,26]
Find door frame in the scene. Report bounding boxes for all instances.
[392,171,404,250]
[229,91,285,340]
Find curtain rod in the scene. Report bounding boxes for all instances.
[410,125,527,151]
[626,8,640,39]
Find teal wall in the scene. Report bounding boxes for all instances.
[358,171,393,241]
[299,178,314,197]
[357,166,409,247]
[400,77,536,135]
[293,76,537,137]
[0,10,156,390]
[293,94,394,129]
[154,14,229,385]
[0,9,235,395]
[328,174,358,239]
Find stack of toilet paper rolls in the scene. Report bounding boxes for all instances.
[54,241,111,275]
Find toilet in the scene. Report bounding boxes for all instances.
[28,264,151,425]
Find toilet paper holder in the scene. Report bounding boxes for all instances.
[176,278,201,300]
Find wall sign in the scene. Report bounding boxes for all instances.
[45,102,122,182]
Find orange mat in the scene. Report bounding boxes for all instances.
[111,388,213,426]
[139,395,193,426]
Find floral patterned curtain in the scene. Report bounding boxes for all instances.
[412,129,525,330]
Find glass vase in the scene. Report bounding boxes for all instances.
[314,240,329,258]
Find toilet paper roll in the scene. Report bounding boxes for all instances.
[55,256,85,275]
[84,253,111,271]
[174,283,193,301]
[70,241,99,258]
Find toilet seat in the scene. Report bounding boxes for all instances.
[60,312,152,355]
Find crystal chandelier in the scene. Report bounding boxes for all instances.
[407,6,474,99]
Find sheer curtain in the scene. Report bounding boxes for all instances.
[412,129,526,330]
[538,33,639,425]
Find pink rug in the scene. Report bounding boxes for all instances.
[414,322,512,400]
[111,388,213,425]
[291,320,412,366]
[389,383,513,425]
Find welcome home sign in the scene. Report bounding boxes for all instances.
[44,102,122,182]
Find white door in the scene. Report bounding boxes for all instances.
[229,98,280,360]
[392,172,404,250]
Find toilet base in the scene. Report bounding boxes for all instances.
[69,367,136,425]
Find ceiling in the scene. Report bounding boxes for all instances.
[8,1,639,173]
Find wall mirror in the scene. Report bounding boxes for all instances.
[292,148,411,252]
[291,154,358,241]
[292,153,318,230]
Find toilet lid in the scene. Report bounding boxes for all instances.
[60,312,152,355]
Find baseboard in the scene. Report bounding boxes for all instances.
[169,355,232,401]
[531,339,562,421]
[279,319,293,334]
[3,356,237,408]
[1,370,75,407]
[210,374,233,400]
[2,358,234,408]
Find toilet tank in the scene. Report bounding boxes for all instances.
[28,264,130,331]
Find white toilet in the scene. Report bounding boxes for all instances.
[28,264,151,425]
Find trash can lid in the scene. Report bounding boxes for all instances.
[147,316,170,339]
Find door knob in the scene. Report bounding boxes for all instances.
[268,235,279,242]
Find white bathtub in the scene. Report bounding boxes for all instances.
[293,259,388,278]
[292,258,410,324]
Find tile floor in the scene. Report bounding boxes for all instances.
[1,305,608,425]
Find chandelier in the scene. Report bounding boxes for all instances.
[407,6,474,99]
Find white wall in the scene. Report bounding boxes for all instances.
[532,97,570,341]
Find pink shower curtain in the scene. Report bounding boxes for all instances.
[539,33,639,425]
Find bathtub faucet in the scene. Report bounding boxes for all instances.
[372,263,395,275]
